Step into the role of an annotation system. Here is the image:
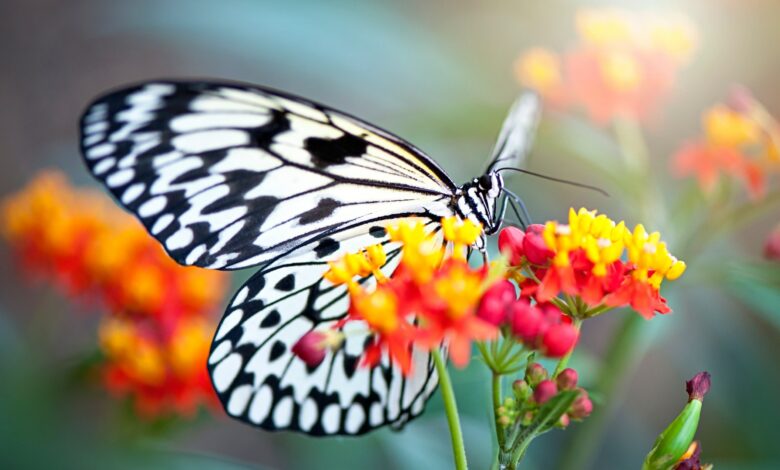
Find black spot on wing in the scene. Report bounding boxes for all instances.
[305,133,368,168]
[314,237,340,258]
[269,340,286,361]
[260,309,281,328]
[274,273,295,292]
[298,198,339,225]
[369,226,386,238]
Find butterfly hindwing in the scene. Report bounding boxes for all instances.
[208,221,443,435]
[80,80,456,271]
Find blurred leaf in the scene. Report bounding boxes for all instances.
[724,261,780,330]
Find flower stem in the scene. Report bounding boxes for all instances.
[492,372,505,449]
[558,312,644,469]
[432,348,468,470]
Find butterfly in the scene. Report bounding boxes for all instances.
[79,80,540,436]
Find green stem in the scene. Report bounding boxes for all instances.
[552,318,582,377]
[493,373,505,449]
[432,349,468,470]
[558,313,645,469]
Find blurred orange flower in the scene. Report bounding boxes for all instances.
[671,91,779,199]
[1,171,226,419]
[516,8,697,125]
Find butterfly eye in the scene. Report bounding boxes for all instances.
[478,174,493,190]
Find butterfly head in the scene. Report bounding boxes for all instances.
[455,171,505,236]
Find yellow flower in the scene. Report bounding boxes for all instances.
[599,50,642,92]
[353,287,399,334]
[514,48,562,94]
[576,9,635,46]
[704,105,760,148]
[647,15,698,63]
[441,216,482,260]
[323,243,389,286]
[433,262,484,320]
[625,224,686,289]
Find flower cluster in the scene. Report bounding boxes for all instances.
[296,217,500,374]
[672,87,779,199]
[478,281,579,357]
[498,364,592,430]
[516,8,697,124]
[499,208,686,319]
[1,171,225,418]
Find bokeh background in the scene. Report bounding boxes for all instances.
[1,0,779,469]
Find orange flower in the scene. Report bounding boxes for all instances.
[672,98,778,199]
[315,217,500,374]
[516,8,697,125]
[1,171,226,419]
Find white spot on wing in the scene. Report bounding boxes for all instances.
[321,404,341,434]
[121,183,145,204]
[170,112,270,132]
[138,195,167,217]
[248,385,273,424]
[345,404,365,434]
[215,309,243,341]
[106,169,134,187]
[227,384,253,416]
[212,352,242,393]
[172,129,249,153]
[209,340,232,365]
[272,396,293,428]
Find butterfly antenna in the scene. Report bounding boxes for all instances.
[496,167,610,197]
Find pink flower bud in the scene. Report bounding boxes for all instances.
[477,280,517,326]
[524,224,554,265]
[558,413,571,428]
[292,331,329,367]
[510,300,543,342]
[498,226,526,265]
[764,225,780,261]
[569,390,593,419]
[542,323,579,358]
[525,362,548,387]
[686,371,711,402]
[533,379,558,404]
[556,368,578,390]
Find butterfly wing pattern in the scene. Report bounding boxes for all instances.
[79,81,461,435]
[80,81,456,270]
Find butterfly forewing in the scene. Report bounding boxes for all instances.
[80,81,456,270]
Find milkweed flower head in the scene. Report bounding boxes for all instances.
[500,208,685,319]
[672,88,779,199]
[1,171,225,418]
[516,8,697,125]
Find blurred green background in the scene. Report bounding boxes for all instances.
[1,0,779,469]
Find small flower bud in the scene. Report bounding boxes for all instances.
[533,379,558,404]
[569,390,593,419]
[513,379,532,402]
[557,413,570,428]
[644,372,711,470]
[497,414,511,427]
[764,224,780,261]
[498,226,526,265]
[542,323,579,358]
[525,362,548,387]
[556,368,578,390]
[686,371,711,402]
[511,300,543,342]
[477,280,516,326]
[524,224,554,265]
[291,330,343,367]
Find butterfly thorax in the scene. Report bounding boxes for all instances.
[454,171,504,236]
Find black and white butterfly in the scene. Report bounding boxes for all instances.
[79,80,540,436]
